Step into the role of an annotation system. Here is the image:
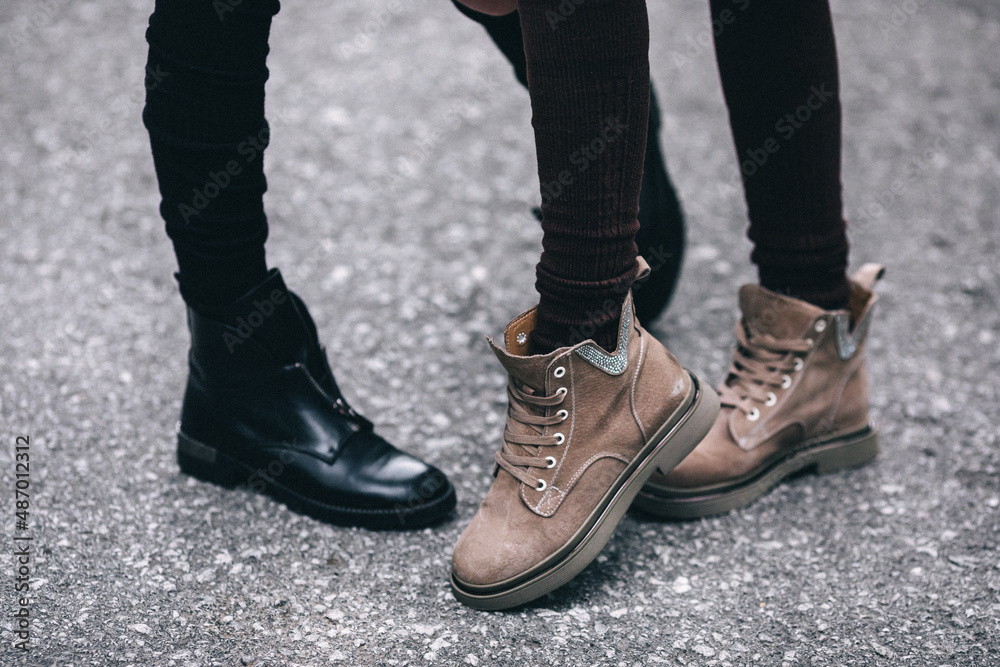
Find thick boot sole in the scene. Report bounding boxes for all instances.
[633,426,879,520]
[450,372,720,610]
[177,433,456,530]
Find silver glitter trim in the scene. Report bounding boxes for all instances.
[575,300,631,375]
[834,304,874,361]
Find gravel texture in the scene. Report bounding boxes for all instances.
[1,0,998,665]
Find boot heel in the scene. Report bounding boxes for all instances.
[812,428,879,474]
[177,432,239,488]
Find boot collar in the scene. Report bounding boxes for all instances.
[488,291,637,391]
[737,284,827,340]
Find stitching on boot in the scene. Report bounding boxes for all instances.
[536,486,565,514]
[822,352,865,431]
[532,452,631,518]
[523,353,577,513]
[737,326,827,451]
[630,334,647,440]
[561,452,632,493]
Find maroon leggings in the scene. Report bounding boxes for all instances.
[710,0,849,312]
[518,0,650,353]
[520,0,850,352]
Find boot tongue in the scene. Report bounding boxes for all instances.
[738,284,826,339]
[488,339,552,393]
[487,311,558,463]
[487,307,555,392]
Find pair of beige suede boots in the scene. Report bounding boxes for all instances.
[451,259,885,610]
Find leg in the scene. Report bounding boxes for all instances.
[450,0,719,609]
[144,0,276,308]
[521,0,650,354]
[712,0,850,310]
[636,0,881,519]
[143,0,455,528]
[453,1,686,324]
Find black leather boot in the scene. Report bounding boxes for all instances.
[176,269,456,529]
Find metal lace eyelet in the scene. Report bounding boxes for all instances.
[553,366,566,378]
[556,387,568,398]
[814,320,827,332]
[556,409,569,421]
[793,358,804,372]
[553,433,566,445]
[765,392,777,407]
[535,479,547,491]
[747,408,761,422]
[545,456,557,469]
[781,374,792,389]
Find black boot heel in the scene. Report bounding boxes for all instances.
[177,432,240,489]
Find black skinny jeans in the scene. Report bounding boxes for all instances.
[145,0,850,311]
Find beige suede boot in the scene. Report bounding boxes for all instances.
[451,268,719,610]
[635,264,885,519]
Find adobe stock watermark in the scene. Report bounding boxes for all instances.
[237,448,300,496]
[737,82,836,179]
[391,468,451,528]
[222,287,288,353]
[171,101,295,223]
[708,80,837,201]
[851,127,955,234]
[12,435,33,652]
[540,116,627,206]
[878,0,931,39]
[177,125,270,224]
[213,0,248,21]
[7,0,73,51]
[565,243,678,345]
[52,63,169,174]
[340,0,411,60]
[387,73,502,192]
[544,0,589,30]
[671,0,751,71]
[746,291,795,334]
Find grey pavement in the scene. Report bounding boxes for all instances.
[1,0,998,664]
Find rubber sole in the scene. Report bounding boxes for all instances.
[177,433,456,530]
[633,425,879,520]
[450,373,720,610]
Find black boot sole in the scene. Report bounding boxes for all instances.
[178,431,457,530]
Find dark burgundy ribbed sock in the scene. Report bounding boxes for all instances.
[143,0,280,309]
[519,0,649,353]
[711,0,850,311]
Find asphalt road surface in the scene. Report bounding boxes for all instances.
[1,0,998,664]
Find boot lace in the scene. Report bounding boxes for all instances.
[719,322,813,421]
[495,379,568,491]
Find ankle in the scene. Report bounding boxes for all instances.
[784,281,851,312]
[531,301,624,354]
[758,273,851,312]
